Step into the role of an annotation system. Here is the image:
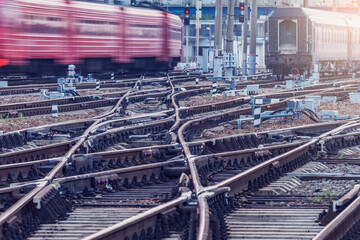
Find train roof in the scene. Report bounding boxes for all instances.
[302,8,347,27]
[8,0,181,21]
[269,7,360,28]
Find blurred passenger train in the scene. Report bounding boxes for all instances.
[266,8,360,78]
[0,0,183,75]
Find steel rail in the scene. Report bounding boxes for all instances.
[81,194,190,240]
[313,195,360,240]
[0,80,141,231]
[197,120,360,239]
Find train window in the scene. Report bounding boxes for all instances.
[170,27,181,40]
[325,28,327,42]
[22,14,65,34]
[128,24,162,38]
[76,19,118,36]
[335,30,337,43]
[279,20,296,51]
[340,30,342,42]
[326,29,328,43]
[356,31,358,44]
[355,31,357,44]
[340,30,344,42]
[330,29,332,42]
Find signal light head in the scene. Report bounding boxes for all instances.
[239,3,245,10]
[185,10,189,14]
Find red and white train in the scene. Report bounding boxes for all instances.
[0,0,183,75]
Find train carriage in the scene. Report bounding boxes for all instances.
[344,16,360,65]
[266,8,360,78]
[123,7,167,69]
[68,1,121,72]
[0,0,183,75]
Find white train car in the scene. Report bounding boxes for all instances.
[266,8,360,78]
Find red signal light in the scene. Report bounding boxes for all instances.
[239,3,245,11]
[185,7,190,15]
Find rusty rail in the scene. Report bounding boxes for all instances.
[81,194,190,240]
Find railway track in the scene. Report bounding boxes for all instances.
[2,73,360,239]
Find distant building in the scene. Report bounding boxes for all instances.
[158,0,357,8]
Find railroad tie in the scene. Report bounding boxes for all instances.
[226,208,325,239]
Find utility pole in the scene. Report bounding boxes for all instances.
[303,0,308,7]
[186,26,189,64]
[225,0,235,78]
[225,0,234,53]
[184,6,190,64]
[242,0,248,76]
[332,0,338,12]
[248,0,257,76]
[195,1,202,63]
[214,0,223,77]
[214,0,223,51]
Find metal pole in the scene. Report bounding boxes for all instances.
[225,0,235,78]
[303,0,308,7]
[203,48,209,72]
[225,0,234,53]
[242,0,248,76]
[332,0,338,12]
[248,0,257,76]
[195,1,202,63]
[213,0,223,77]
[214,0,223,51]
[186,25,189,64]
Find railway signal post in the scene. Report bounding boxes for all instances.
[225,0,236,79]
[184,6,190,64]
[249,0,257,76]
[195,1,202,63]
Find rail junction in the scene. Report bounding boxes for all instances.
[2,71,360,240]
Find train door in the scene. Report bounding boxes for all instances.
[278,19,297,54]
